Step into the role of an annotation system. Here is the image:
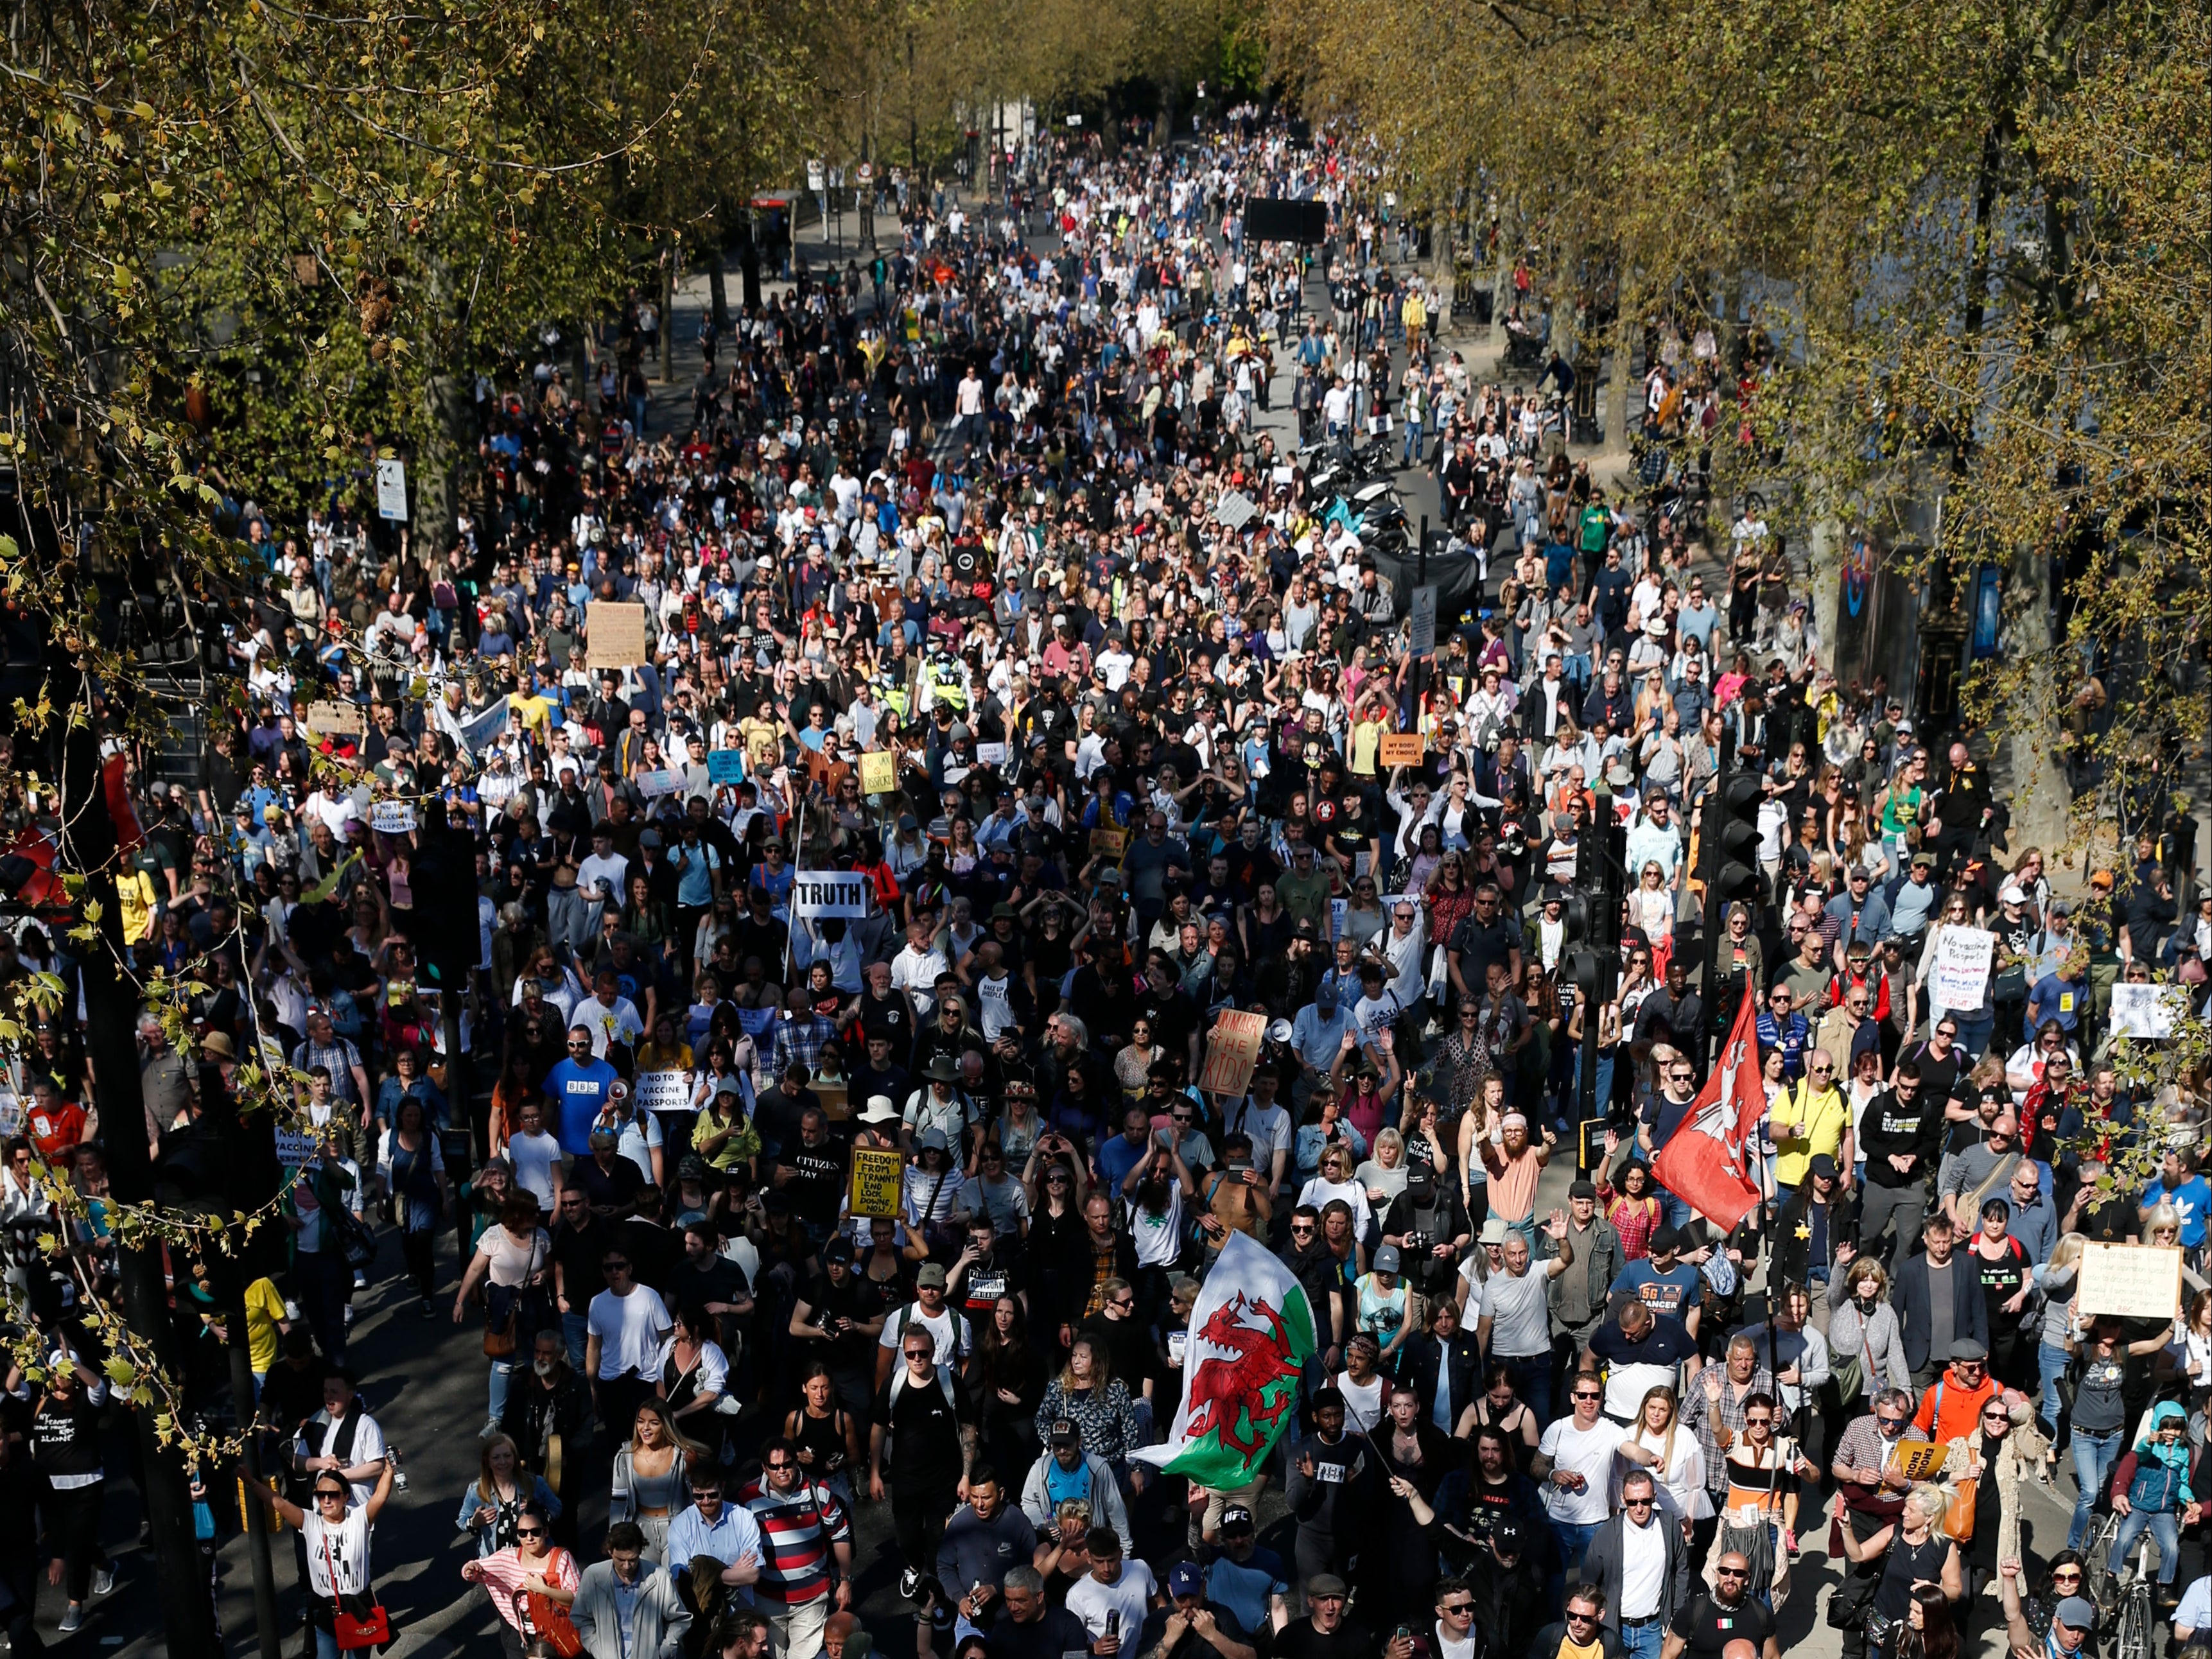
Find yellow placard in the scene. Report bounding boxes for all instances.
[859,751,898,795]
[585,601,650,669]
[1090,827,1128,860]
[848,1145,905,1219]
[1379,733,1425,769]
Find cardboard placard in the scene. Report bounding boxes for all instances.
[2077,1241,2186,1320]
[792,871,871,919]
[586,602,651,670]
[1197,1009,1269,1098]
[814,1082,851,1122]
[1931,926,1995,1013]
[849,1145,905,1219]
[368,800,415,834]
[859,751,898,794]
[975,742,1009,767]
[708,749,746,785]
[1889,1439,1947,1482]
[306,700,365,738]
[634,1070,692,1115]
[1379,733,1425,769]
[1090,827,1128,860]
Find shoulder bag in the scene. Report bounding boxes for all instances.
[321,1534,393,1651]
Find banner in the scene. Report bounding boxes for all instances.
[1132,1231,1317,1488]
[634,1071,692,1115]
[1651,986,1766,1232]
[586,602,650,669]
[1931,926,1995,1012]
[1197,1009,1268,1097]
[2078,1241,2185,1319]
[848,1145,905,1219]
[791,870,871,919]
[438,697,511,758]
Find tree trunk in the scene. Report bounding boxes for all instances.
[2007,543,2073,855]
[1604,307,1635,451]
[658,243,677,386]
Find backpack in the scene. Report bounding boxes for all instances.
[885,1357,957,1412]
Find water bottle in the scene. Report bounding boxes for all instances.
[386,1446,407,1493]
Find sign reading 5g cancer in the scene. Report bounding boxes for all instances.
[791,871,871,919]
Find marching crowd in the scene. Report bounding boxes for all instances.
[5,109,2211,1659]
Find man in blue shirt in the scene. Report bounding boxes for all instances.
[2142,1147,2212,1251]
[663,1471,765,1595]
[1605,1227,1707,1339]
[1203,1506,1289,1638]
[546,1024,620,1155]
[1754,984,1812,1081]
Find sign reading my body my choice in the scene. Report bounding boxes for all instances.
[791,871,871,918]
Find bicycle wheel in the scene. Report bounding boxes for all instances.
[2084,1513,2121,1614]
[2116,1584,2155,1659]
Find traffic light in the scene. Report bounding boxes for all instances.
[1700,770,1766,926]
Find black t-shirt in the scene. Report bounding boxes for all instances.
[1668,1593,1775,1658]
[550,1217,612,1308]
[574,1153,643,1215]
[781,1136,849,1226]
[804,1267,891,1371]
[873,1366,973,1486]
[1272,1619,1374,1659]
[986,1606,1091,1659]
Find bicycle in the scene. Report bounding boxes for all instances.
[2084,1507,2162,1659]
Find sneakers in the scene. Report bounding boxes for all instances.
[91,1567,114,1597]
[480,1417,503,1439]
[57,1606,82,1634]
[419,1298,435,1320]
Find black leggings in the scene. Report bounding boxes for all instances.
[891,1487,949,1577]
[46,1479,107,1603]
[399,1228,436,1299]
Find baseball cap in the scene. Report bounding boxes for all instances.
[823,1237,854,1264]
[1049,1418,1082,1446]
[2054,1597,2096,1632]
[1808,1154,1838,1180]
[1372,1245,1401,1274]
[1218,1505,1255,1535]
[916,1263,948,1289]
[1491,1518,1527,1554]
[1650,1224,1684,1255]
[1999,883,2026,904]
[1169,1563,1204,1597]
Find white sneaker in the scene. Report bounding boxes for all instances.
[480,1417,503,1439]
[57,1606,82,1634]
[91,1567,114,1597]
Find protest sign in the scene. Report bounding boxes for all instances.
[1931,927,1995,1012]
[1409,586,1438,658]
[636,769,686,799]
[1090,827,1127,860]
[2110,982,2187,1041]
[849,1145,905,1219]
[1378,733,1424,769]
[976,742,1009,767]
[2078,1241,2185,1319]
[859,751,898,794]
[634,1071,692,1115]
[374,459,408,521]
[707,749,745,785]
[274,1128,319,1169]
[791,871,871,919]
[368,799,416,834]
[586,602,650,669]
[1197,1009,1268,1097]
[306,700,365,738]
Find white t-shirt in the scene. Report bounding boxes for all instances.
[580,996,646,1058]
[588,1283,672,1380]
[1223,1098,1292,1180]
[1334,1369,1384,1433]
[297,1408,388,1509]
[1066,1559,1158,1642]
[509,1129,564,1213]
[303,1505,374,1597]
[877,1301,973,1368]
[1129,1185,1186,1269]
[1537,1417,1616,1524]
[1615,1427,1707,1522]
[1617,1510,1669,1619]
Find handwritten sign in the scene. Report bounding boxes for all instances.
[1197,1009,1269,1098]
[306,700,365,738]
[274,1128,320,1169]
[792,871,871,919]
[975,742,1009,767]
[2110,983,2187,1041]
[1930,926,1994,1013]
[634,1070,692,1115]
[859,751,898,794]
[368,800,415,834]
[848,1145,905,1219]
[1090,827,1127,861]
[636,768,686,799]
[586,601,650,669]
[2078,1241,2185,1320]
[1378,733,1425,769]
[708,749,746,785]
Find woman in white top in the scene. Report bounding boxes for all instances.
[244,1456,397,1659]
[1624,860,1676,978]
[1614,1383,1708,1526]
[452,1193,551,1437]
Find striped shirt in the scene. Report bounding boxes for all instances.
[735,1475,851,1606]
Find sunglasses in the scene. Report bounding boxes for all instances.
[1714,1567,1748,1579]
[1572,1390,1603,1402]
[315,1489,348,1502]
[516,1527,546,1539]
[1439,1603,1473,1615]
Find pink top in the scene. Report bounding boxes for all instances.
[472,1545,581,1634]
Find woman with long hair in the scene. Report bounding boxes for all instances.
[607,1400,702,1564]
[452,1192,552,1436]
[456,1433,562,1558]
[1827,1256,1913,1414]
[459,1498,579,1659]
[973,1295,1048,1477]
[657,1303,730,1459]
[1719,1389,1817,1599]
[1034,1334,1144,1474]
[1889,1582,1959,1659]
[1614,1384,1707,1526]
[782,1362,864,1507]
[1917,891,1998,1059]
[1603,1159,1663,1262]
[1452,1362,1542,1469]
[2033,1233,2087,1455]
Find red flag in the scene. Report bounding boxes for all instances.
[1652,984,1767,1233]
[100,753,144,855]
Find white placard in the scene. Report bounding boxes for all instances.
[1409,585,1438,659]
[791,870,871,919]
[634,1070,692,1114]
[636,769,686,799]
[976,743,1009,767]
[369,799,416,834]
[375,459,408,522]
[0,1091,21,1137]
[274,1128,319,1169]
[2110,982,2188,1041]
[1931,926,1994,1012]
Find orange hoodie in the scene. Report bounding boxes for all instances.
[1912,1364,1998,1443]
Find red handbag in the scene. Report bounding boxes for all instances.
[516,1555,584,1659]
[321,1536,392,1651]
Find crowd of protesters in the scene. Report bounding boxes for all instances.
[6,105,2212,1659]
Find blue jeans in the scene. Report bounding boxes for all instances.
[2037,1343,2071,1438]
[1653,1186,1694,1231]
[2068,1429,2121,1549]
[2109,1506,2182,1584]
[489,1358,516,1424]
[1547,1518,1599,1617]
[563,1310,591,1375]
[1618,1618,1666,1659]
[1948,1011,1996,1061]
[1506,1354,1554,1432]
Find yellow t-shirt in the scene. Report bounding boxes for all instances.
[244,1276,288,1375]
[118,869,157,944]
[1770,1079,1850,1187]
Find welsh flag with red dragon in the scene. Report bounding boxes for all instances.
[1132,1230,1317,1490]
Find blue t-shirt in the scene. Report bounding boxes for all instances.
[546,1055,620,1154]
[1206,1549,1288,1638]
[1608,1260,1705,1323]
[1097,1130,1156,1196]
[2143,1175,2211,1249]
